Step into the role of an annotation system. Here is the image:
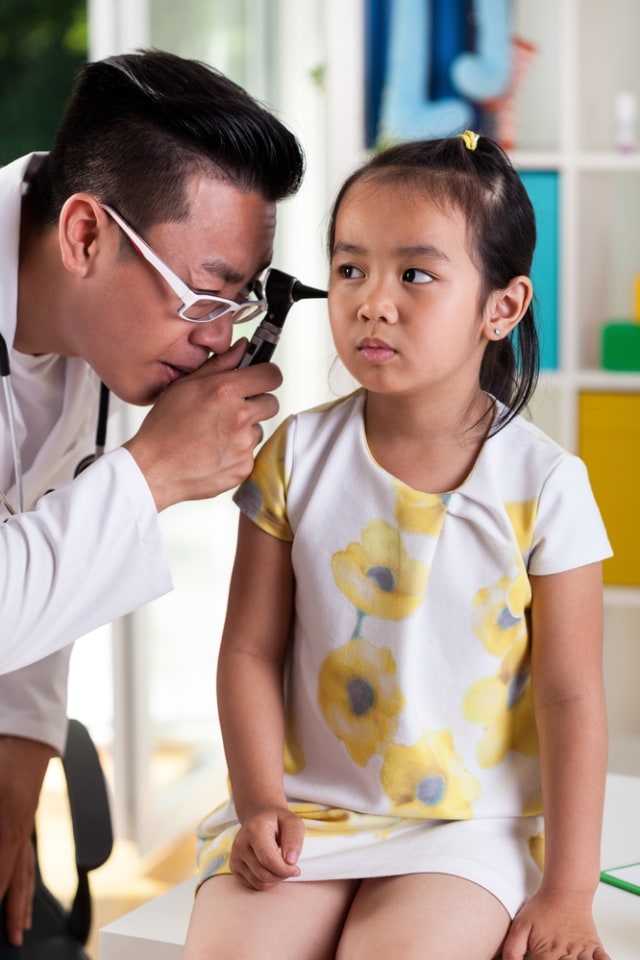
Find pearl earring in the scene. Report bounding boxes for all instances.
[494,328,502,337]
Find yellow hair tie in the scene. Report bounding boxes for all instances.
[458,130,480,151]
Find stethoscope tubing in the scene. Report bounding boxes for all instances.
[1,334,23,515]
[0,332,109,514]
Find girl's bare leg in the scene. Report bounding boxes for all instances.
[182,875,358,960]
[336,873,511,960]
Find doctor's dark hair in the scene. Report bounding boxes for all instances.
[27,49,304,229]
[327,136,539,431]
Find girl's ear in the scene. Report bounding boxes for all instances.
[483,276,533,341]
[58,194,107,277]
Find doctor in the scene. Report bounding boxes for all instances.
[0,48,304,948]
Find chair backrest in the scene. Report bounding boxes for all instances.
[22,719,113,960]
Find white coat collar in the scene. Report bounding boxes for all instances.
[0,153,48,349]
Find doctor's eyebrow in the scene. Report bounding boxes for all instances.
[199,258,245,285]
[200,257,272,287]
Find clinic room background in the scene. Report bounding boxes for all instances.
[3,0,639,878]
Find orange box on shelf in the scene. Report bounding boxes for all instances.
[578,392,640,587]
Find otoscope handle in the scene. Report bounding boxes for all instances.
[238,320,283,367]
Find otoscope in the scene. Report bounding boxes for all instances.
[238,267,327,367]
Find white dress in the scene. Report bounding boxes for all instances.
[197,390,611,915]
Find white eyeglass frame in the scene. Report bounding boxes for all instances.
[100,203,266,324]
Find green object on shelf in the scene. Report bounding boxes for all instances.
[601,322,640,371]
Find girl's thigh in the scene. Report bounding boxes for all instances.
[336,873,511,960]
[182,874,359,960]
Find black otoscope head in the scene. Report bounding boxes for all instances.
[238,268,327,367]
[264,267,327,328]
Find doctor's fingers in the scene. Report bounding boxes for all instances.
[2,841,34,946]
[193,349,283,399]
[0,736,53,891]
[245,388,279,430]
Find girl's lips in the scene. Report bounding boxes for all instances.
[357,338,397,363]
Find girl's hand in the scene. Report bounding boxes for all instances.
[501,889,610,960]
[229,806,305,891]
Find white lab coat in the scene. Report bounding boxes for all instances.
[0,154,173,751]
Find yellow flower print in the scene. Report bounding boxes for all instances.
[393,480,448,535]
[197,827,237,877]
[318,638,406,766]
[529,832,545,872]
[381,730,480,818]
[472,565,531,658]
[284,711,306,775]
[505,500,537,557]
[464,636,539,767]
[287,804,403,839]
[523,787,543,816]
[236,419,292,541]
[288,803,361,837]
[331,519,429,620]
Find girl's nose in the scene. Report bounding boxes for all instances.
[357,279,399,324]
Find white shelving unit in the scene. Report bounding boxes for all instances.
[325,0,640,775]
[514,1,640,777]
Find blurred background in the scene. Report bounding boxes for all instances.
[2,1,639,956]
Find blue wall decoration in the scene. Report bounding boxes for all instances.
[366,0,518,147]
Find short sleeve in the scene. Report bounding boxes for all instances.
[528,454,612,575]
[233,417,293,541]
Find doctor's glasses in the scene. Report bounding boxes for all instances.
[100,204,267,324]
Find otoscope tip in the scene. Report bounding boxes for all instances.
[290,279,328,302]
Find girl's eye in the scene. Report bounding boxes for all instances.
[339,264,364,280]
[403,267,433,284]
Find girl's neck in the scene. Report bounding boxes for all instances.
[363,388,494,494]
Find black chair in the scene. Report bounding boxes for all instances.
[19,719,114,960]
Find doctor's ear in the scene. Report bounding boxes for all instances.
[58,194,109,277]
[483,276,533,342]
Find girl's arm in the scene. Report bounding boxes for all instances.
[502,561,611,960]
[216,513,301,889]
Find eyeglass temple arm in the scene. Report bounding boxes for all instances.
[238,268,327,368]
[101,204,195,304]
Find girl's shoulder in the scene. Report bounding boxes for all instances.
[489,406,575,472]
[285,389,365,451]
[294,388,364,423]
[472,405,593,506]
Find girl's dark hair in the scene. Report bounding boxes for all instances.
[27,49,305,230]
[328,136,539,430]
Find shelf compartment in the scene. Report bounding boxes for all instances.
[574,171,640,370]
[520,170,560,370]
[578,391,640,586]
[578,0,640,154]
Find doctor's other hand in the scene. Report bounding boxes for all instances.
[0,737,54,946]
[123,338,282,512]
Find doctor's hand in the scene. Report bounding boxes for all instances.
[0,736,54,946]
[124,338,282,512]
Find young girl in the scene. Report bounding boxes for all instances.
[183,133,612,960]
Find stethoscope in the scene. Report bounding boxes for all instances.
[0,331,110,515]
[0,268,326,517]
